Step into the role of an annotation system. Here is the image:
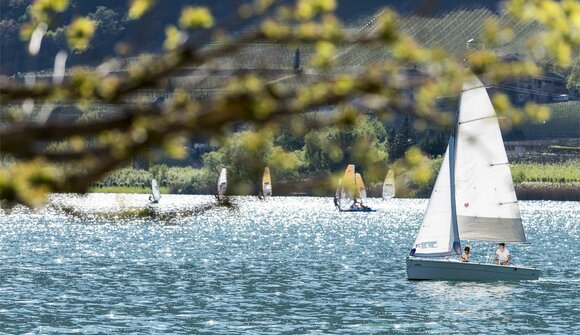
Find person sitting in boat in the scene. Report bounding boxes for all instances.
[333,196,339,209]
[495,243,511,265]
[460,246,470,262]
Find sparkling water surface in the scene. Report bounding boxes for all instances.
[0,195,578,334]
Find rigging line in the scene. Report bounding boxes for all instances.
[461,85,485,93]
[490,87,555,96]
[489,162,509,166]
[458,115,496,124]
[499,201,518,205]
[488,85,567,97]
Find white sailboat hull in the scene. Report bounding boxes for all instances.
[406,257,540,281]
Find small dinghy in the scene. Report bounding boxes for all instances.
[406,74,540,281]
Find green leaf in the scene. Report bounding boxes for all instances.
[179,6,214,30]
[67,18,96,52]
[128,0,157,20]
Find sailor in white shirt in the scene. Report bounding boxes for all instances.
[495,242,511,265]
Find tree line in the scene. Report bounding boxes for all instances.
[1,0,578,206]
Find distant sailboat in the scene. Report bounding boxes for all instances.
[262,167,272,198]
[149,179,161,204]
[382,169,395,200]
[406,75,540,280]
[216,168,227,201]
[336,164,373,212]
[355,173,367,200]
[334,178,342,209]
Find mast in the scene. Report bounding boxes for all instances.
[448,114,461,254]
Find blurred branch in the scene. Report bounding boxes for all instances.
[1,0,578,206]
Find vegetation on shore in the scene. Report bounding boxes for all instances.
[89,186,170,194]
[515,182,580,201]
[511,161,579,184]
[1,0,579,207]
[96,153,579,200]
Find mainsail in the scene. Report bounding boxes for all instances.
[262,167,272,197]
[382,169,395,199]
[454,76,525,242]
[150,179,161,203]
[217,168,227,199]
[411,74,525,257]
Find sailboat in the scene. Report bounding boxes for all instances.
[406,75,540,281]
[216,168,227,201]
[262,167,272,198]
[334,178,342,209]
[149,179,161,204]
[336,164,374,212]
[382,169,395,200]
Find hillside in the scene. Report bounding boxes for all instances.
[2,0,507,75]
[2,1,577,148]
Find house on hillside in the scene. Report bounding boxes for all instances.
[512,73,571,104]
[490,55,575,105]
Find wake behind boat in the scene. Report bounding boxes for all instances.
[406,74,540,281]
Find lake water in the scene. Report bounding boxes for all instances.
[0,195,578,334]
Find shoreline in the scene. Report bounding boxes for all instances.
[514,182,580,201]
[90,182,580,201]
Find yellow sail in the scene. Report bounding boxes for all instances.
[342,164,356,197]
[262,167,272,197]
[355,173,367,200]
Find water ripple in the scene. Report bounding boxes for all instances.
[0,196,578,334]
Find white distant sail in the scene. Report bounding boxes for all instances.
[217,168,227,200]
[454,76,525,242]
[335,178,342,200]
[150,179,161,203]
[382,169,395,200]
[262,167,272,197]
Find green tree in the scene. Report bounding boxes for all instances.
[566,58,580,93]
[304,114,387,182]
[388,115,415,161]
[202,129,305,194]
